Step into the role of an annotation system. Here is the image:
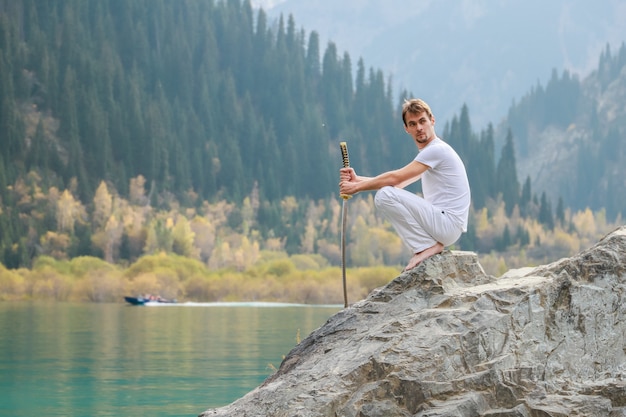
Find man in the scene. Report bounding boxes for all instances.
[339,98,471,271]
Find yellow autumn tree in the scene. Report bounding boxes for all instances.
[232,236,260,271]
[208,240,233,269]
[144,216,174,254]
[129,175,149,206]
[102,215,124,263]
[241,196,254,236]
[349,216,379,267]
[121,200,150,260]
[172,215,198,258]
[56,189,86,234]
[190,216,216,263]
[92,181,113,228]
[300,219,316,254]
[39,231,71,260]
[91,181,120,262]
[572,208,597,239]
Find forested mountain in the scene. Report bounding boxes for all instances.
[261,0,626,131]
[0,0,623,271]
[1,0,384,203]
[503,43,626,220]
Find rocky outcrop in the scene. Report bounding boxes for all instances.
[200,227,626,417]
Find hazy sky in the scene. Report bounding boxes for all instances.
[250,0,286,9]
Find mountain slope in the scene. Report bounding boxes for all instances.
[259,0,626,218]
[507,44,626,218]
[258,0,626,130]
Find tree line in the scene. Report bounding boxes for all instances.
[0,0,623,274]
[505,42,626,219]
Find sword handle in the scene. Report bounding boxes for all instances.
[340,141,350,168]
[339,142,352,200]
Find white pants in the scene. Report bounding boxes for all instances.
[374,186,462,254]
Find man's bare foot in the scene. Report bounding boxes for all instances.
[404,242,444,271]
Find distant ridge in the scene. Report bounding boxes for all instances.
[261,0,625,130]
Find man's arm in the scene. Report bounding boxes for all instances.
[340,160,429,196]
[396,171,422,189]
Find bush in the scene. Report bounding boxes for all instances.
[262,259,296,277]
[353,266,398,294]
[73,269,124,302]
[0,264,26,300]
[69,256,118,279]
[125,252,208,281]
[32,256,73,276]
[183,275,213,301]
[290,254,330,270]
[29,267,72,300]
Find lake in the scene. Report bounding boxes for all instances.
[0,301,341,417]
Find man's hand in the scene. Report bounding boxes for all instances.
[339,167,359,196]
[340,167,356,181]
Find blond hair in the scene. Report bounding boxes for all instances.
[402,99,433,126]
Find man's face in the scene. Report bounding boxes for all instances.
[404,111,436,149]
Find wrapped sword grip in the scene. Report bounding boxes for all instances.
[339,142,352,200]
[340,141,350,168]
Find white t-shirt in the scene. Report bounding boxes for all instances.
[415,137,471,231]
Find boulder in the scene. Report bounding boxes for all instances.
[200,227,626,417]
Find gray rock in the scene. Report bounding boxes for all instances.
[200,227,626,417]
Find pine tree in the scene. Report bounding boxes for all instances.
[538,192,554,229]
[496,129,519,215]
[468,123,495,209]
[556,197,565,226]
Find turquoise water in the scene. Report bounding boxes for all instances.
[0,302,341,417]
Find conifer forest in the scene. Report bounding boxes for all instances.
[0,0,625,301]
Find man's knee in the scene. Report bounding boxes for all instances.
[374,186,395,209]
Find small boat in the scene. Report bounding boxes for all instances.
[124,295,177,305]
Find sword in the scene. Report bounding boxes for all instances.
[339,141,351,308]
